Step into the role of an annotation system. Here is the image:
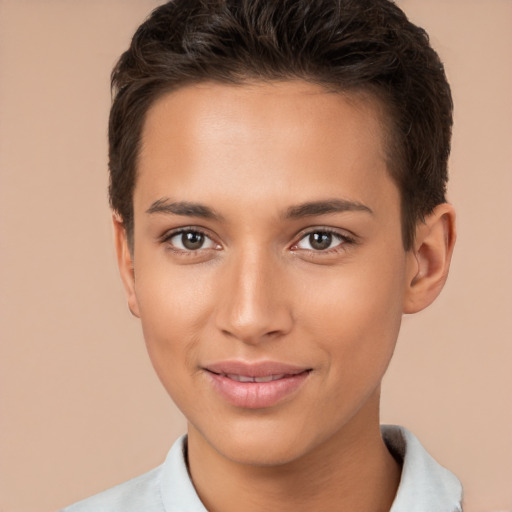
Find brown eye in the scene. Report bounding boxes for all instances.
[309,232,332,250]
[168,230,217,251]
[182,231,204,250]
[295,230,349,252]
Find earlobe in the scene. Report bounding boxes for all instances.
[112,213,140,318]
[403,203,456,314]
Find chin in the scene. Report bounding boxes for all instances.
[194,415,325,467]
[220,439,308,467]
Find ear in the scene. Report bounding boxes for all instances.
[403,203,456,314]
[112,213,140,318]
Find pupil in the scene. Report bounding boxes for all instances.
[183,231,204,250]
[310,232,332,250]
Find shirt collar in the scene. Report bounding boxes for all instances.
[159,435,207,511]
[383,425,463,512]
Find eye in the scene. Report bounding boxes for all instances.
[294,230,350,251]
[166,229,218,251]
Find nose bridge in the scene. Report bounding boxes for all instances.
[215,244,291,343]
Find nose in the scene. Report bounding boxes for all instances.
[214,248,293,344]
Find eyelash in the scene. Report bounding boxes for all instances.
[159,227,356,255]
[160,227,220,256]
[291,228,356,255]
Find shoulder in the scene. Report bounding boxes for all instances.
[60,434,207,512]
[60,464,164,512]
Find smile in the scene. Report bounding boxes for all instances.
[204,361,312,409]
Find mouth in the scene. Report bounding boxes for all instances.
[203,361,312,409]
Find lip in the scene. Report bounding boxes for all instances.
[203,361,312,409]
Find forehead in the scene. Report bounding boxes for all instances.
[140,80,388,159]
[135,80,397,215]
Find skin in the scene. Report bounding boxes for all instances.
[114,81,456,512]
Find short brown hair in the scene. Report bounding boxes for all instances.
[109,0,453,250]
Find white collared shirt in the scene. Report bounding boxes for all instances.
[62,425,463,512]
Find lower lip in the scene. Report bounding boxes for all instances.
[206,371,310,409]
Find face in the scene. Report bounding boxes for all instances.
[120,81,418,466]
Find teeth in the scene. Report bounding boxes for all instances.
[227,374,254,382]
[253,375,274,383]
[226,374,286,383]
[256,374,286,382]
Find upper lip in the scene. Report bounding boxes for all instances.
[204,361,311,378]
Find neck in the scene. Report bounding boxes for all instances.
[187,391,401,512]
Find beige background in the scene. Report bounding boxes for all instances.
[0,1,511,511]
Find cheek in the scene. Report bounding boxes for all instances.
[136,250,217,324]
[133,260,216,380]
[298,257,405,374]
[135,274,209,419]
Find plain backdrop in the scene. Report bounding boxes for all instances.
[0,1,511,511]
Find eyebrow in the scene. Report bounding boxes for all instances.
[284,199,373,219]
[146,197,372,221]
[146,198,224,220]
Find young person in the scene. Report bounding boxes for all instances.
[62,0,461,510]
